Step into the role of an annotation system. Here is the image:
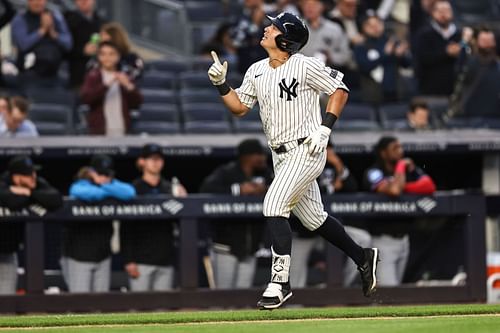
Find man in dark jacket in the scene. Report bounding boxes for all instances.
[414,0,463,96]
[121,143,187,292]
[200,139,273,289]
[11,0,72,89]
[64,0,105,89]
[0,155,62,294]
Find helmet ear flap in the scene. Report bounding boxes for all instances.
[275,34,288,52]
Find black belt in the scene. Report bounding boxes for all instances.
[273,137,307,154]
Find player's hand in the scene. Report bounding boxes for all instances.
[125,262,140,279]
[304,126,331,155]
[208,51,228,85]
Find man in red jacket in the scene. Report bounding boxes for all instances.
[363,136,436,286]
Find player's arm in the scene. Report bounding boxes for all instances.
[374,161,407,196]
[325,87,349,120]
[207,51,250,117]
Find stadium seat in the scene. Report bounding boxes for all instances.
[335,103,380,131]
[181,102,231,133]
[379,103,410,130]
[144,59,189,74]
[138,71,177,90]
[29,103,73,135]
[180,71,211,89]
[190,57,212,71]
[444,117,500,129]
[184,1,225,21]
[132,103,182,134]
[179,88,222,104]
[233,104,262,133]
[141,89,178,105]
[25,87,77,108]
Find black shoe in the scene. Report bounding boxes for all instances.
[358,248,379,297]
[257,282,293,310]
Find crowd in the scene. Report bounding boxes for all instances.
[0,0,496,135]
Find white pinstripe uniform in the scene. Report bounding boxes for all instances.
[235,54,348,230]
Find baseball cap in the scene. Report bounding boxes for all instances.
[90,154,114,176]
[8,155,41,175]
[140,143,164,158]
[237,139,265,157]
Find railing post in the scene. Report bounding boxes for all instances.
[179,218,198,289]
[24,220,45,294]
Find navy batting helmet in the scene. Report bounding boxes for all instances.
[267,12,309,54]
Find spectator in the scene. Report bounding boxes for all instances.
[0,95,39,137]
[0,0,16,90]
[327,0,364,47]
[86,22,144,81]
[266,0,300,16]
[121,143,187,292]
[354,12,411,104]
[11,0,72,89]
[199,139,273,289]
[363,136,436,286]
[414,0,465,96]
[64,0,105,89]
[62,154,136,293]
[300,0,351,70]
[80,41,143,136]
[0,155,63,294]
[405,97,431,130]
[409,0,437,52]
[453,27,500,121]
[199,23,238,65]
[231,0,273,73]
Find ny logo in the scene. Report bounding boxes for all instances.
[279,78,299,101]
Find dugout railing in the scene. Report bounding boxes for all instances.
[0,192,487,313]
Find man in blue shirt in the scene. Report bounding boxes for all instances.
[0,95,38,137]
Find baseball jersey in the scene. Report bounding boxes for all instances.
[235,53,347,147]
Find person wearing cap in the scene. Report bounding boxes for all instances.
[199,139,273,289]
[0,155,62,295]
[120,143,187,292]
[61,154,135,293]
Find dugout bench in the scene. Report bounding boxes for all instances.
[0,192,487,313]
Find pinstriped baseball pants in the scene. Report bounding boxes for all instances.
[263,143,328,230]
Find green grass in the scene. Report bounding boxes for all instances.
[0,304,499,332]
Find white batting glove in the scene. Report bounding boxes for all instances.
[207,51,228,85]
[304,126,331,155]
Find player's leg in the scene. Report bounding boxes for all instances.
[92,256,111,292]
[66,257,93,292]
[0,253,18,295]
[211,247,238,289]
[290,236,316,288]
[152,265,175,291]
[259,145,325,309]
[234,256,257,289]
[129,264,154,291]
[396,235,410,284]
[292,181,379,297]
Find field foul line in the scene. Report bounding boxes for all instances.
[1,313,500,330]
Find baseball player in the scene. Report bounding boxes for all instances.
[208,12,379,310]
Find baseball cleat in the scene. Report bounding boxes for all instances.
[257,282,293,310]
[358,248,379,297]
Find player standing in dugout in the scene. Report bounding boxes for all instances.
[207,12,379,309]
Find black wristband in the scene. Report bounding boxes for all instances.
[215,82,231,96]
[321,113,338,129]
